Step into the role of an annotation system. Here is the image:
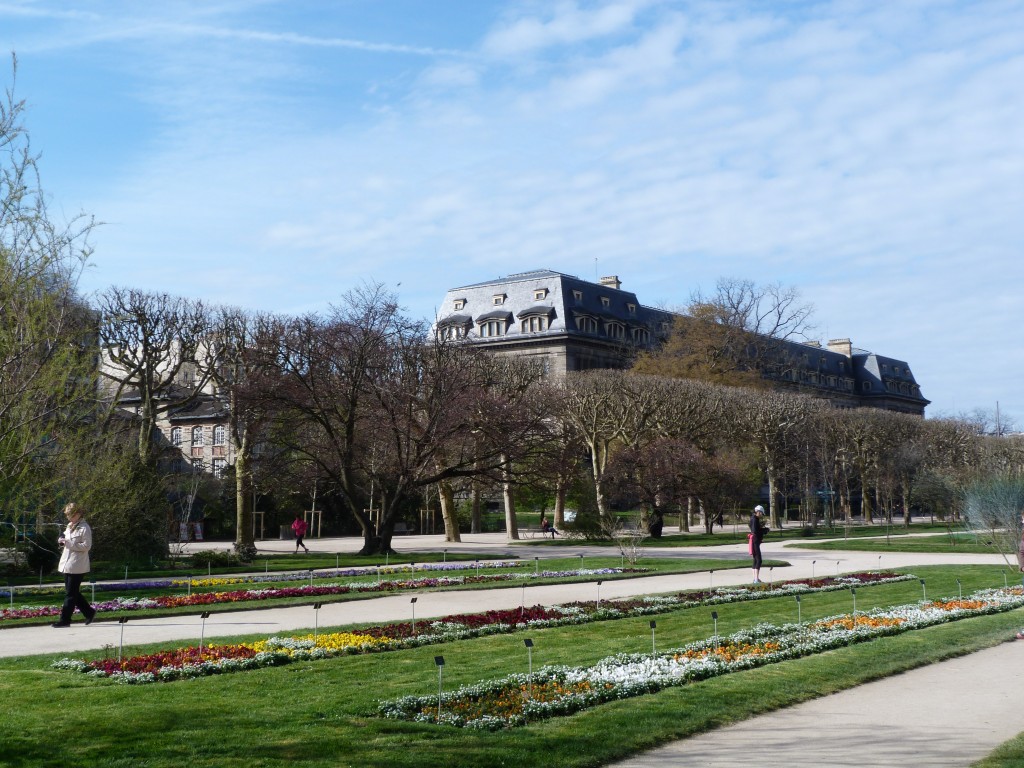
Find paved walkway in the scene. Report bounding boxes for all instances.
[3,532,1020,767]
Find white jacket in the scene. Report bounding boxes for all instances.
[58,519,92,575]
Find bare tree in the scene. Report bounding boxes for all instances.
[97,287,210,463]
[197,306,283,555]
[634,277,814,387]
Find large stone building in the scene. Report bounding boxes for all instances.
[436,269,929,415]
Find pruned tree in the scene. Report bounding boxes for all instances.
[197,306,284,556]
[734,389,812,529]
[97,287,210,463]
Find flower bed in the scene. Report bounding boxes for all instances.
[52,572,913,684]
[3,565,641,623]
[0,560,527,601]
[379,587,1024,729]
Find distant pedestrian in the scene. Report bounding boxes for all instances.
[292,514,310,554]
[540,513,558,539]
[749,504,770,584]
[53,502,96,628]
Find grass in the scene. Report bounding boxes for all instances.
[0,565,1019,768]
[525,522,954,548]
[787,532,1010,555]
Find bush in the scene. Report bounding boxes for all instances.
[190,550,241,568]
[23,531,61,575]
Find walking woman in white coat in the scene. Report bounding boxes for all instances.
[53,502,96,627]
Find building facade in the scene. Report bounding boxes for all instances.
[436,269,929,415]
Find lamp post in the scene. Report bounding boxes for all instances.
[711,611,718,647]
[578,554,584,574]
[795,594,801,625]
[650,620,657,654]
[199,611,211,655]
[434,656,445,723]
[957,579,962,601]
[850,587,857,622]
[811,560,816,580]
[313,602,323,644]
[524,639,534,701]
[596,580,602,610]
[117,617,128,662]
[534,556,539,576]
[920,579,927,601]
[709,570,714,591]
[410,597,418,636]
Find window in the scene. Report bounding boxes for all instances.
[533,288,548,301]
[453,299,466,311]
[213,425,226,445]
[632,328,650,345]
[576,315,598,333]
[191,426,204,446]
[171,427,182,446]
[521,316,548,333]
[492,294,506,306]
[573,290,583,303]
[606,321,625,340]
[626,303,636,315]
[480,320,505,337]
[600,296,611,309]
[440,324,466,340]
[212,458,227,478]
[862,381,871,392]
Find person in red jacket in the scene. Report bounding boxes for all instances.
[291,513,310,554]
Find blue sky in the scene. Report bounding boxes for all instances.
[3,0,1022,423]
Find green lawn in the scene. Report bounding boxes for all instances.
[525,522,955,548]
[787,532,1012,555]
[0,565,1019,768]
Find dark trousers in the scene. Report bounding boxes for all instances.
[751,544,763,570]
[60,573,93,623]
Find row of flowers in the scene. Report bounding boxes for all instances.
[51,572,912,683]
[379,586,1024,729]
[0,560,527,599]
[8,567,635,623]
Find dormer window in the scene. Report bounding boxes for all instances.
[533,288,548,301]
[600,297,611,309]
[573,290,583,303]
[492,294,506,306]
[626,303,636,315]
[606,321,625,340]
[453,299,466,311]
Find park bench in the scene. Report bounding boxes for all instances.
[393,522,414,535]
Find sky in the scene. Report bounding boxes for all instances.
[2,0,1022,424]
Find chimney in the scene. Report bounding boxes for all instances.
[599,275,621,290]
[827,338,852,357]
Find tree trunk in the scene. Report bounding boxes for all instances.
[554,482,567,529]
[234,432,253,549]
[438,480,461,543]
[470,486,482,534]
[501,454,519,540]
[767,471,782,529]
